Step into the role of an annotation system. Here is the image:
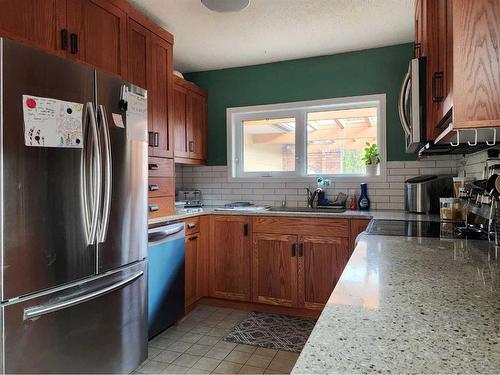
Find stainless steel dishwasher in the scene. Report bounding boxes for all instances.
[148,223,185,339]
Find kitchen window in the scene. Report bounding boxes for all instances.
[227,94,386,180]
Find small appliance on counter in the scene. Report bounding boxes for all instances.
[176,190,204,213]
[405,175,453,214]
[177,190,203,207]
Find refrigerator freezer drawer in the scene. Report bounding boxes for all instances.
[1,261,147,374]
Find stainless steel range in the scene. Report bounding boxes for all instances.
[365,220,489,240]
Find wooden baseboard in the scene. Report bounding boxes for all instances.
[191,297,321,319]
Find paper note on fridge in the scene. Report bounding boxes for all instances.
[126,91,148,143]
[22,95,83,148]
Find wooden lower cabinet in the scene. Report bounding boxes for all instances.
[349,218,371,254]
[184,216,209,309]
[185,233,199,306]
[188,216,371,313]
[209,216,251,301]
[251,233,298,307]
[298,235,349,310]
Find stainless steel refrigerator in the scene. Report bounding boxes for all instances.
[0,38,148,373]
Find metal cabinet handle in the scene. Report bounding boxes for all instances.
[298,243,304,257]
[189,235,198,241]
[149,184,159,191]
[189,141,195,152]
[153,132,159,147]
[149,204,159,212]
[148,163,159,170]
[187,223,196,229]
[432,71,444,102]
[148,131,154,147]
[23,271,143,320]
[292,243,296,257]
[243,223,249,236]
[70,33,78,54]
[61,29,68,50]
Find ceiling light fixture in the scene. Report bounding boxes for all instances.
[201,0,250,12]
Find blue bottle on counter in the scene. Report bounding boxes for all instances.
[358,183,370,210]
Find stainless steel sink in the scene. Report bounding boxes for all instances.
[267,206,346,213]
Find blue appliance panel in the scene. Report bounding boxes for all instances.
[148,223,185,338]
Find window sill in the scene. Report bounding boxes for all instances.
[228,173,387,183]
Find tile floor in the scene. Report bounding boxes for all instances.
[135,305,300,374]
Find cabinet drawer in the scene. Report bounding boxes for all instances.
[148,197,175,219]
[252,216,349,238]
[184,216,200,235]
[148,157,174,177]
[148,177,174,198]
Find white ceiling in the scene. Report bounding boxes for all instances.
[130,0,415,73]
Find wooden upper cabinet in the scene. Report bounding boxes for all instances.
[127,17,150,89]
[66,0,127,77]
[188,91,207,160]
[173,76,208,164]
[173,84,190,158]
[150,34,173,158]
[298,235,349,310]
[209,216,251,301]
[0,0,66,55]
[453,0,500,128]
[252,233,298,307]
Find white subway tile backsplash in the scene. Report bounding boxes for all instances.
[174,155,462,210]
[389,168,419,175]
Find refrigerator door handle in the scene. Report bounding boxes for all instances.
[83,103,102,245]
[97,104,112,243]
[23,271,144,321]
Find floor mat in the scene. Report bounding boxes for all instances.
[223,311,316,353]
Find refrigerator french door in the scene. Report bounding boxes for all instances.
[0,38,148,373]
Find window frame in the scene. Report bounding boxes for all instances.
[227,94,387,182]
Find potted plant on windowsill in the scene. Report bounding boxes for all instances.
[362,143,380,176]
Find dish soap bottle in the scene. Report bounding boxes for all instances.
[358,183,370,210]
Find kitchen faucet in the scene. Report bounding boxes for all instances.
[306,187,323,208]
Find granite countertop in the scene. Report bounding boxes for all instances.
[148,207,440,226]
[292,234,500,374]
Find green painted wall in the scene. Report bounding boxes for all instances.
[185,43,415,165]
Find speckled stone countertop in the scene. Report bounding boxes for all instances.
[148,207,439,226]
[292,235,500,374]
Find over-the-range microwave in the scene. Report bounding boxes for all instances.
[399,56,427,153]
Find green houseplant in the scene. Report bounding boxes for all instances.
[362,143,380,176]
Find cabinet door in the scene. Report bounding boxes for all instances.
[173,84,190,158]
[0,0,66,55]
[349,219,371,255]
[127,17,150,89]
[150,34,173,158]
[251,233,298,307]
[185,234,199,307]
[453,0,500,128]
[298,236,349,310]
[66,0,127,77]
[209,216,251,301]
[187,91,207,160]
